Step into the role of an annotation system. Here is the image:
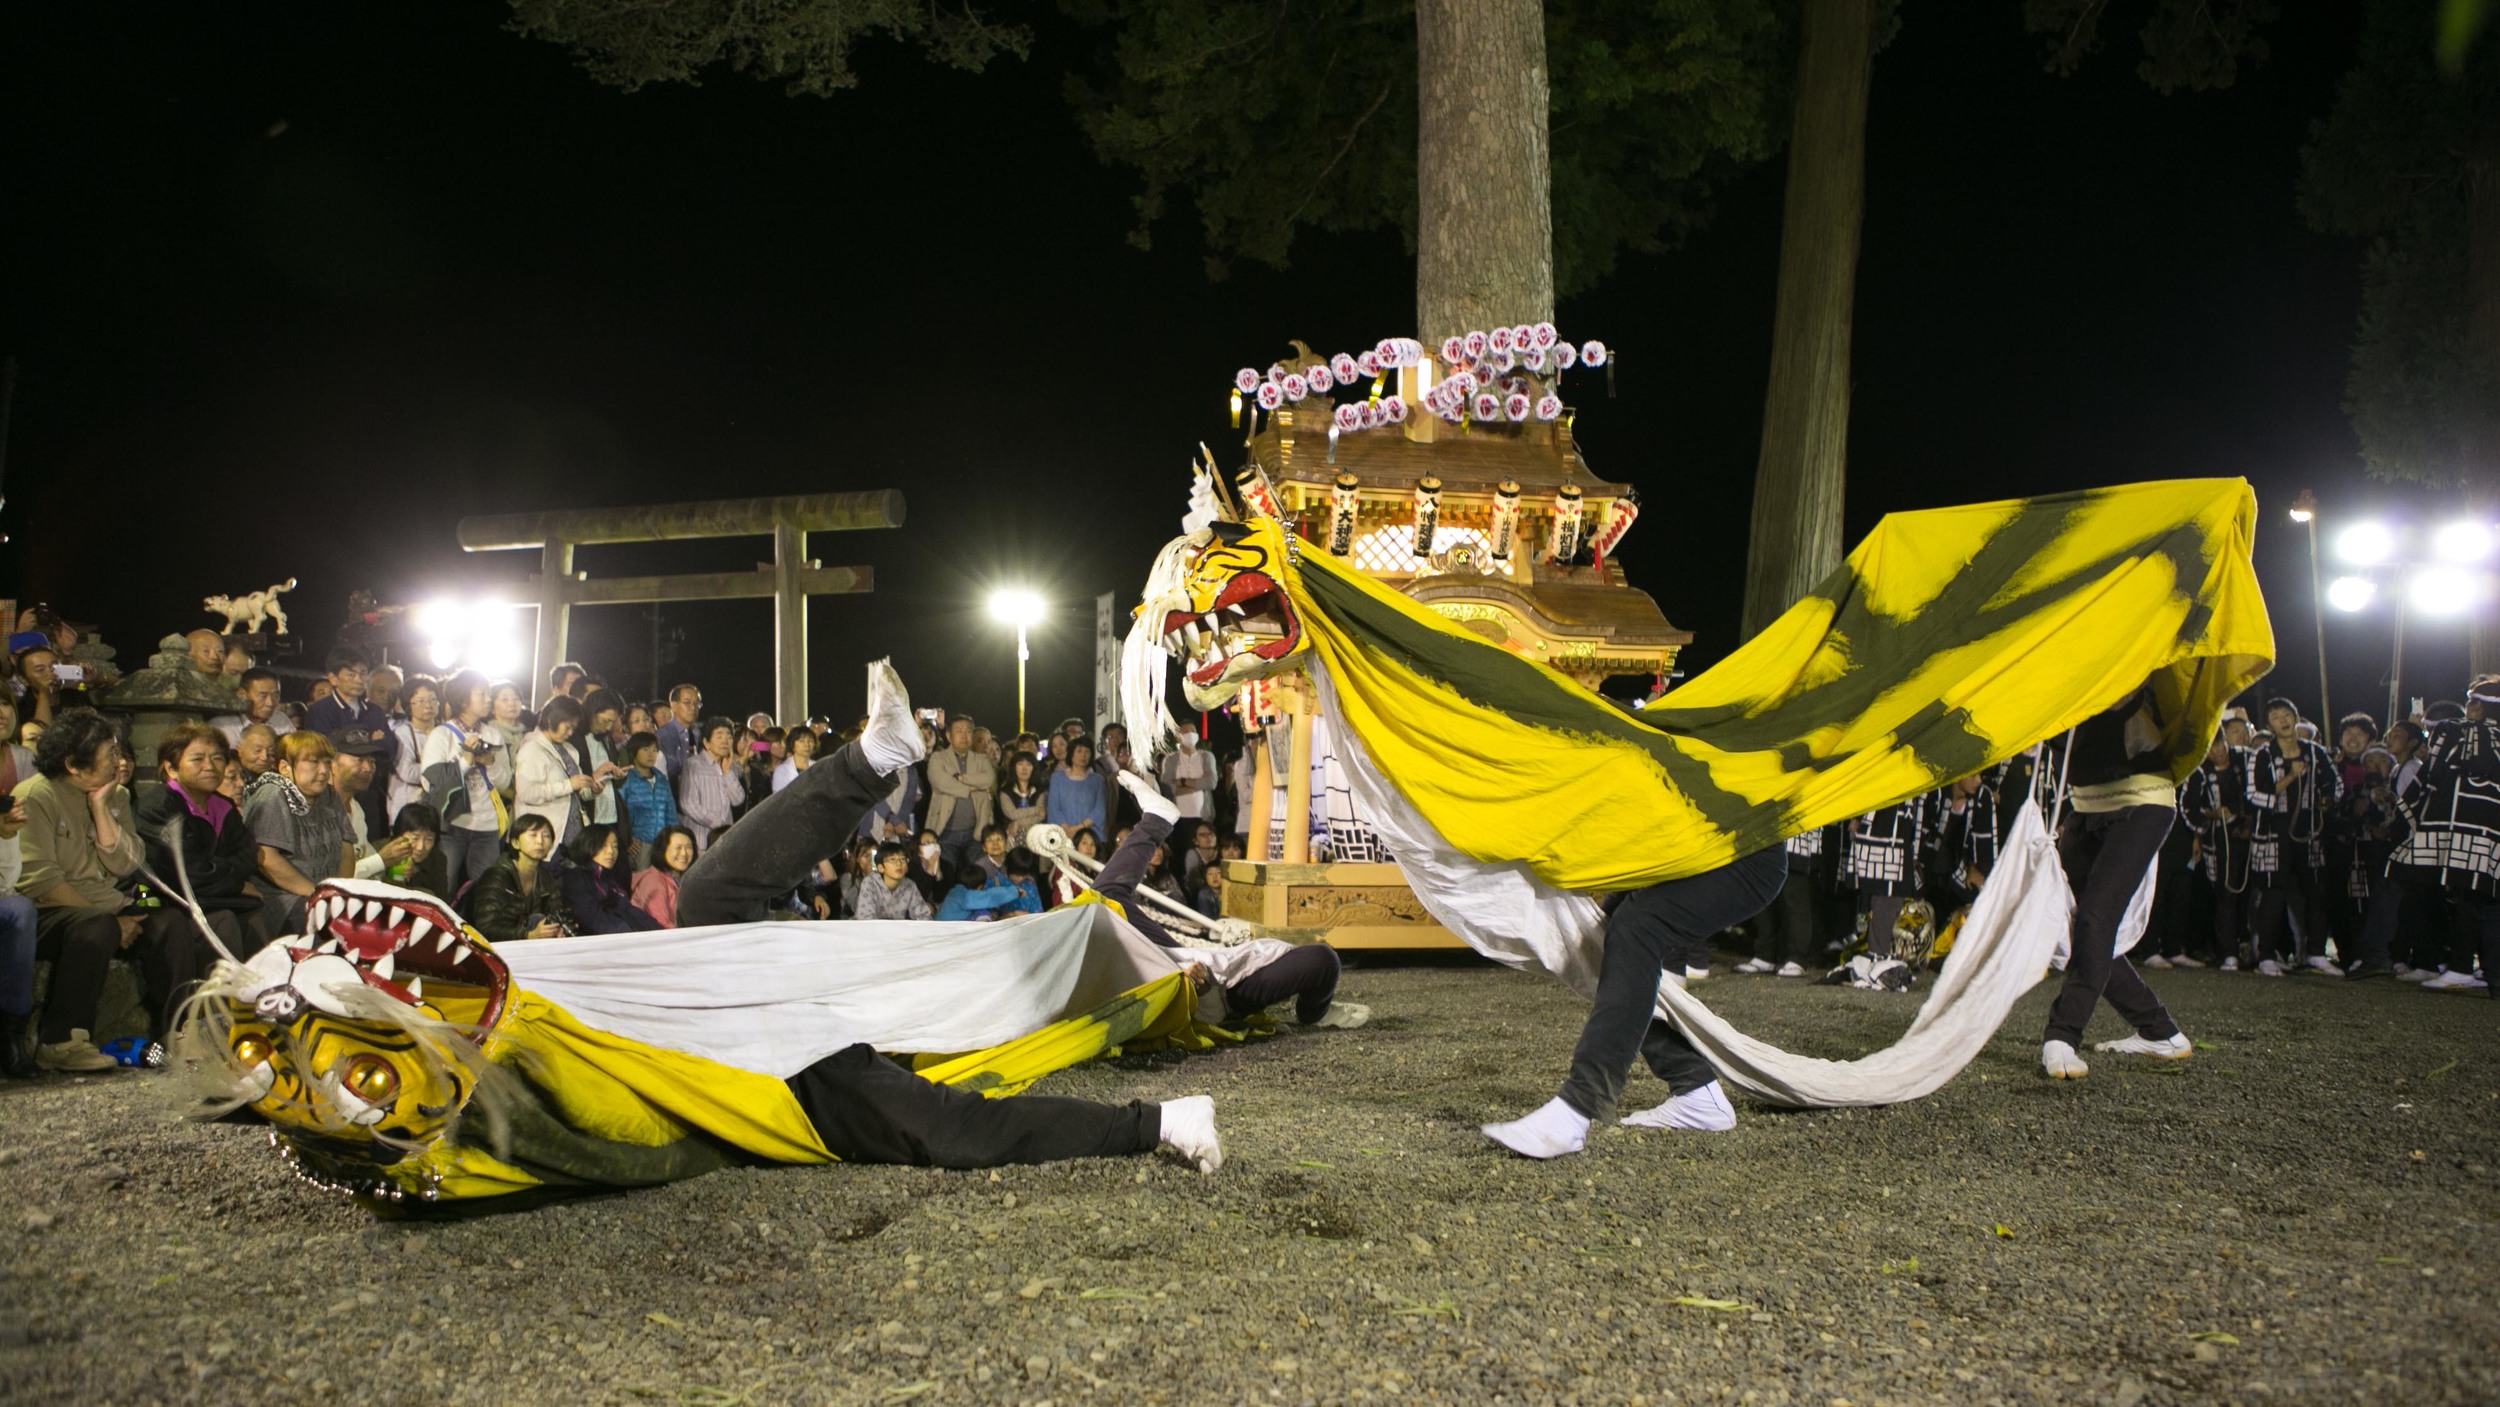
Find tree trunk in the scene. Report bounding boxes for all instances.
[2468,113,2500,677]
[1740,0,1875,640]
[1415,0,1553,347]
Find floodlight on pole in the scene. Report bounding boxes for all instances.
[2433,520,2496,564]
[2326,576,2377,612]
[2290,490,2331,725]
[987,589,1046,734]
[2336,521,2395,566]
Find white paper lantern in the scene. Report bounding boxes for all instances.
[1472,392,1501,421]
[1536,394,1564,421]
[1580,340,1608,368]
[1256,382,1283,411]
[1532,322,1558,349]
[1505,393,1532,421]
[1332,353,1360,383]
[1382,396,1408,424]
[1552,342,1578,370]
[1306,364,1335,394]
[1439,335,1467,364]
[1234,368,1261,394]
[1283,373,1309,401]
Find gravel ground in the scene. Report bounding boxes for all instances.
[2,961,2495,1407]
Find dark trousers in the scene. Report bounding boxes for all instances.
[786,1043,1158,1168]
[1225,942,1340,1023]
[2147,831,2196,958]
[2250,862,2328,964]
[1755,868,1818,966]
[679,743,884,927]
[2043,806,2182,1049]
[1859,891,1910,961]
[440,826,500,893]
[0,895,34,1016]
[2361,876,2499,979]
[1559,845,1786,1119]
[1093,813,1179,949]
[2210,870,2249,964]
[31,906,118,1044]
[131,907,256,1042]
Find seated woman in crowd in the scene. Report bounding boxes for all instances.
[933,861,1025,922]
[998,753,1046,846]
[909,828,948,904]
[458,812,570,941]
[379,803,451,898]
[560,823,663,934]
[1048,828,1100,907]
[244,731,361,935]
[835,836,877,917]
[853,840,934,921]
[631,824,698,928]
[771,725,817,793]
[135,723,272,960]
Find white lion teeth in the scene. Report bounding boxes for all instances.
[451,943,473,964]
[317,937,342,955]
[358,899,382,923]
[386,905,406,930]
[1202,612,1221,633]
[372,953,395,982]
[1227,603,1247,617]
[406,977,423,1001]
[308,898,333,931]
[412,916,438,948]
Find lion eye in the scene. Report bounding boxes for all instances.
[232,1034,272,1068]
[341,1055,400,1106]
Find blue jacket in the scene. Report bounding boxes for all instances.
[935,880,1026,922]
[617,767,679,845]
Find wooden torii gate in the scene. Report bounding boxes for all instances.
[456,490,907,719]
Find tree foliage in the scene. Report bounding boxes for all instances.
[1063,0,1792,293]
[2023,0,2278,92]
[2298,0,2498,488]
[506,0,1031,95]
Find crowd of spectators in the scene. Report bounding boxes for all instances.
[1,626,1252,1077]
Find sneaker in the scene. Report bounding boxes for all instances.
[2398,966,2441,982]
[2347,963,2397,981]
[2041,1040,2089,1080]
[2422,970,2488,992]
[2257,959,2286,977]
[1735,958,1774,975]
[1299,1001,1369,1031]
[2219,957,2241,973]
[2092,1032,2193,1059]
[2304,956,2344,977]
[1776,961,1808,978]
[1684,966,1710,983]
[2171,955,2208,969]
[2142,954,2174,970]
[34,1029,119,1074]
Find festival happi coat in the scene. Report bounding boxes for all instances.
[1126,469,2274,1105]
[177,877,1212,1209]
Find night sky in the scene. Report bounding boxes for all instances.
[0,3,2468,732]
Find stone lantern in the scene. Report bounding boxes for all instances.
[98,634,245,767]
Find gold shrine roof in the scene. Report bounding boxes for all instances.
[1250,408,1632,498]
[1407,574,1693,650]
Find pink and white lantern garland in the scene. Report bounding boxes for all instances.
[1231,327,1608,438]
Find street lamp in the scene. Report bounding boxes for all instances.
[987,589,1045,734]
[2326,517,2497,723]
[2289,490,2329,726]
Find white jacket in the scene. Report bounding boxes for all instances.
[514,731,583,842]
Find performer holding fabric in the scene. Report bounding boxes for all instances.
[2039,685,2196,1079]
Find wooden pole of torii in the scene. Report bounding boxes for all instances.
[457,490,906,720]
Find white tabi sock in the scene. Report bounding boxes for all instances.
[1619,1080,1737,1133]
[1117,768,1180,825]
[1481,1097,1590,1159]
[858,658,926,775]
[1157,1095,1222,1174]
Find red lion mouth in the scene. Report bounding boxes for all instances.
[1160,571,1302,686]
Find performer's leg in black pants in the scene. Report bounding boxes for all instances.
[1223,943,1341,1023]
[2043,806,2183,1056]
[1558,845,1788,1119]
[678,741,889,927]
[1089,813,1178,948]
[788,1044,1160,1168]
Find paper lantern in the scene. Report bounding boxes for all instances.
[1307,364,1335,394]
[1490,479,1522,564]
[1236,466,1284,522]
[1463,329,1488,359]
[1256,382,1283,411]
[1532,322,1558,349]
[1381,396,1408,424]
[1329,473,1361,555]
[1356,350,1381,378]
[1413,475,1443,559]
[1580,340,1608,368]
[1471,392,1501,421]
[1488,346,1516,373]
[1536,394,1564,421]
[1333,402,1359,431]
[1552,342,1578,370]
[1504,393,1531,422]
[1439,335,1467,365]
[1549,485,1585,563]
[1234,368,1261,394]
[1521,344,1548,373]
[1332,352,1361,383]
[1487,326,1514,353]
[1591,490,1641,559]
[1282,373,1309,401]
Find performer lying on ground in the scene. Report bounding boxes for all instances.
[175,661,1223,1213]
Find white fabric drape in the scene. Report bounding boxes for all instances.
[1314,661,2088,1109]
[498,904,1181,1078]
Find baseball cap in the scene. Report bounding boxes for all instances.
[330,726,390,757]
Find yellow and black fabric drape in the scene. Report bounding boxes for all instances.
[1273,478,2273,891]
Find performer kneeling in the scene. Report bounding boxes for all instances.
[2040,683,2194,1079]
[1483,844,1788,1159]
[676,662,1223,1173]
[1087,769,1352,1029]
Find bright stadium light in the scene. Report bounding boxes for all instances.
[987,589,1045,732]
[2326,576,2377,613]
[2433,520,2495,564]
[426,638,462,670]
[415,598,470,644]
[2408,565,2478,616]
[2335,521,2395,566]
